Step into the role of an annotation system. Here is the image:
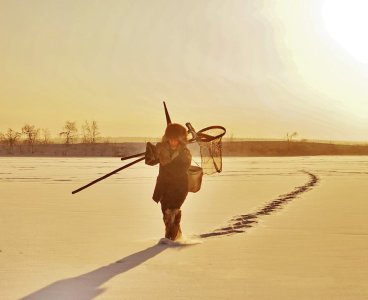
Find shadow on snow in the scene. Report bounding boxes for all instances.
[20,243,170,300]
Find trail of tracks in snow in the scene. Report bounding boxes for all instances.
[199,171,319,239]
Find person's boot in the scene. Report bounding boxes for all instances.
[173,209,182,240]
[163,209,182,241]
[163,210,170,239]
[163,209,173,239]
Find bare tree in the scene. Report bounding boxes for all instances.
[286,132,298,142]
[40,128,52,144]
[0,131,4,153]
[3,128,21,153]
[22,124,40,153]
[90,120,100,143]
[59,121,78,145]
[81,121,90,144]
[81,120,100,143]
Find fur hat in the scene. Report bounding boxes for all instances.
[164,123,188,141]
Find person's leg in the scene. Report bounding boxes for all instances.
[161,202,172,239]
[163,208,182,240]
[173,209,182,240]
[172,198,185,240]
[161,204,182,240]
[160,196,185,240]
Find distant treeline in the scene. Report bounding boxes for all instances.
[0,120,103,154]
[222,141,368,156]
[0,142,146,157]
[1,140,368,157]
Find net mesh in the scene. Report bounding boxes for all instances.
[197,127,225,175]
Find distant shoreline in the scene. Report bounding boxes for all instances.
[2,141,368,157]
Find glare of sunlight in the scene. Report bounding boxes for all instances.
[322,0,368,63]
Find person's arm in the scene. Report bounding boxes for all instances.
[156,142,172,166]
[145,142,159,166]
[156,143,191,170]
[168,147,191,174]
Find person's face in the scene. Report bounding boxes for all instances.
[169,138,179,150]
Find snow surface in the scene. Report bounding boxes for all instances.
[0,156,367,299]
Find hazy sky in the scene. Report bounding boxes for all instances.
[1,0,368,140]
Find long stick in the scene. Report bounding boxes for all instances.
[72,156,146,194]
[121,152,146,161]
[163,101,172,125]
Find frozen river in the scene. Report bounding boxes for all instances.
[1,156,367,299]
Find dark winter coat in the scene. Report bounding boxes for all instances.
[152,139,192,211]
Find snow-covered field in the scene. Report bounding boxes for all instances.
[1,156,367,299]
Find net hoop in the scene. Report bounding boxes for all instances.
[191,125,226,174]
[189,125,226,143]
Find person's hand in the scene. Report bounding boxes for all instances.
[145,142,159,166]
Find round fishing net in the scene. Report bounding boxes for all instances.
[196,126,226,175]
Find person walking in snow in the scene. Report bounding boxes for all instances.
[145,123,192,241]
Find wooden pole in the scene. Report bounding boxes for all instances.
[72,156,145,194]
[163,101,172,125]
[121,152,146,161]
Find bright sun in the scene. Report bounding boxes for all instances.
[322,0,368,63]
